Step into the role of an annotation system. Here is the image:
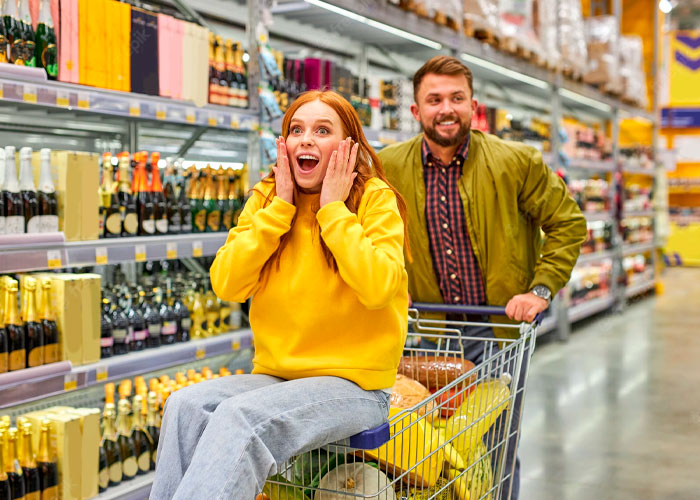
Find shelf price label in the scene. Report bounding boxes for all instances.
[95,246,108,265]
[0,83,4,99]
[230,117,240,129]
[129,101,141,117]
[156,105,167,120]
[23,84,37,103]
[64,373,78,392]
[208,114,218,127]
[195,347,206,360]
[166,242,177,260]
[96,365,109,382]
[186,112,196,124]
[232,340,241,351]
[192,240,203,258]
[56,90,70,107]
[47,250,62,269]
[135,244,147,262]
[77,92,90,109]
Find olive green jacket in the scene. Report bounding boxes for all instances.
[378,131,587,338]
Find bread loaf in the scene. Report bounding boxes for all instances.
[397,356,476,390]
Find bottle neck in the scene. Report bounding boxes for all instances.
[24,286,38,323]
[4,288,20,326]
[21,431,35,468]
[103,415,116,440]
[39,0,53,27]
[5,0,19,18]
[40,284,54,321]
[151,166,163,192]
[117,411,131,436]
[38,154,55,193]
[3,154,19,192]
[37,427,51,463]
[19,153,36,191]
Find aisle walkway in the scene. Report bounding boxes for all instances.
[519,268,700,500]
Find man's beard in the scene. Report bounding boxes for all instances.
[422,115,471,147]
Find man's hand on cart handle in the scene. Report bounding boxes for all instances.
[505,293,548,323]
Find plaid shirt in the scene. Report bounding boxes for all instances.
[422,137,486,306]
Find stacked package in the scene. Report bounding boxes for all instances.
[536,0,561,68]
[499,0,543,56]
[619,35,648,107]
[583,16,622,94]
[558,0,587,77]
[463,0,501,38]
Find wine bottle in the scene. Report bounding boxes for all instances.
[97,445,107,494]
[34,0,57,79]
[4,280,25,372]
[158,283,177,345]
[0,428,10,500]
[125,292,147,351]
[214,168,227,232]
[109,294,129,356]
[172,282,190,343]
[150,153,168,235]
[191,288,205,339]
[98,153,111,238]
[214,35,228,106]
[117,153,138,237]
[20,424,40,500]
[38,278,58,365]
[115,399,137,481]
[145,391,160,469]
[203,168,220,233]
[3,147,24,235]
[204,280,220,336]
[235,44,249,108]
[142,290,161,349]
[208,32,218,104]
[191,169,206,233]
[18,147,40,233]
[135,153,155,236]
[177,163,192,233]
[37,149,58,233]
[131,395,154,475]
[100,296,114,359]
[224,168,237,230]
[224,39,239,107]
[3,0,23,65]
[101,404,123,487]
[163,161,181,234]
[5,428,25,500]
[35,420,57,500]
[18,0,35,67]
[22,277,44,369]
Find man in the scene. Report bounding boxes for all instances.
[378,56,586,499]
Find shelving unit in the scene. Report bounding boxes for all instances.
[623,241,656,256]
[97,472,154,500]
[625,279,656,298]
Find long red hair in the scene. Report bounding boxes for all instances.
[258,90,410,276]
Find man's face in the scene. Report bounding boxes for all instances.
[411,73,477,147]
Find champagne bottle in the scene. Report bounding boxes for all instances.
[125,292,146,351]
[224,39,238,107]
[0,303,7,374]
[5,428,24,500]
[38,279,57,365]
[135,153,155,236]
[20,424,39,500]
[131,395,153,475]
[0,427,10,500]
[115,399,137,481]
[22,277,44,369]
[3,147,24,235]
[98,153,111,238]
[235,44,249,108]
[17,0,35,67]
[203,168,220,233]
[18,147,39,233]
[224,168,237,230]
[102,154,121,239]
[145,391,160,469]
[204,281,220,336]
[190,289,205,339]
[172,282,190,343]
[207,32,219,105]
[150,153,168,235]
[163,160,181,234]
[214,35,228,106]
[191,169,206,233]
[3,0,23,64]
[100,296,114,359]
[215,168,227,232]
[219,297,231,333]
[101,404,122,487]
[35,421,57,500]
[117,153,138,237]
[177,163,192,233]
[37,149,58,233]
[158,283,177,345]
[3,280,25,372]
[142,290,161,349]
[109,294,129,356]
[34,0,57,79]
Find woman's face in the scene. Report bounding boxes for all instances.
[285,99,346,193]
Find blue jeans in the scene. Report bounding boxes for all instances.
[419,320,530,500]
[150,374,391,500]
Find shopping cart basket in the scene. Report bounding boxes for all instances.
[257,304,538,500]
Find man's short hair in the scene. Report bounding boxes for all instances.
[413,55,474,99]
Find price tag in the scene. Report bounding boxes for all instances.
[64,373,78,392]
[156,105,167,120]
[230,118,240,129]
[186,112,196,124]
[135,244,146,262]
[0,83,4,99]
[95,246,108,265]
[56,90,70,107]
[23,84,37,103]
[129,101,141,117]
[208,114,218,127]
[195,347,206,360]
[232,340,241,351]
[77,92,90,109]
[47,250,62,269]
[96,365,109,382]
[192,240,203,258]
[166,242,177,260]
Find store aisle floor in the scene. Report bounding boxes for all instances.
[519,268,700,500]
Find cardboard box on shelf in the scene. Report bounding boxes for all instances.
[78,274,102,365]
[47,274,83,366]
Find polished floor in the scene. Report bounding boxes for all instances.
[519,268,700,500]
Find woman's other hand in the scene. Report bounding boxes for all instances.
[273,136,294,205]
[320,137,359,207]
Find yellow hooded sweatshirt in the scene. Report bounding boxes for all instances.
[210,177,408,390]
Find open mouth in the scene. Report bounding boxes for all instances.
[296,153,320,174]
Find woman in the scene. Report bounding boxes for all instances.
[150,90,409,500]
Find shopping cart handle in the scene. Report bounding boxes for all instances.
[411,302,507,316]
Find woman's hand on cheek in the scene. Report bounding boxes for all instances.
[273,136,294,205]
[320,138,359,208]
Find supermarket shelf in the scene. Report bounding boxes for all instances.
[364,128,415,146]
[566,159,616,172]
[622,241,656,256]
[622,166,655,176]
[539,316,556,335]
[568,295,615,323]
[577,249,615,266]
[624,210,655,218]
[0,74,259,132]
[625,279,656,299]
[0,233,228,273]
[0,330,253,410]
[98,472,153,500]
[584,211,614,222]
[560,79,654,120]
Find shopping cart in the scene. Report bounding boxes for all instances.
[257,304,538,500]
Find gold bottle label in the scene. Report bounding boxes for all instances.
[9,349,26,371]
[99,467,109,489]
[207,210,221,231]
[152,449,157,465]
[26,491,40,500]
[222,211,233,230]
[206,312,218,333]
[137,451,150,472]
[0,352,7,373]
[105,213,122,235]
[108,462,123,483]
[122,456,138,477]
[123,213,138,234]
[41,485,58,500]
[44,344,58,364]
[194,210,207,231]
[28,346,43,368]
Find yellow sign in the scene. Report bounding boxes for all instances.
[135,244,147,262]
[129,105,141,117]
[669,30,700,106]
[192,240,203,257]
[95,246,108,265]
[232,340,240,351]
[156,109,167,120]
[186,113,196,123]
[96,366,109,382]
[208,116,218,127]
[47,250,62,269]
[64,374,78,392]
[195,348,206,360]
[23,86,37,103]
[166,242,177,259]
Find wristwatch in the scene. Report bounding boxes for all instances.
[531,285,552,304]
